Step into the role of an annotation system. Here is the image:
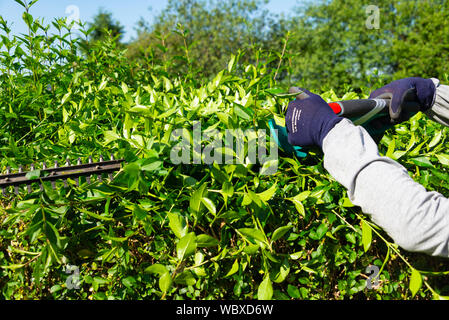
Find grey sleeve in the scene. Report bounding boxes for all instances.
[424,78,449,127]
[322,119,449,257]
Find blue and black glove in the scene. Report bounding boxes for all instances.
[361,77,436,142]
[369,77,436,124]
[286,88,343,149]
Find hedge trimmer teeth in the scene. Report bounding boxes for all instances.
[0,155,124,197]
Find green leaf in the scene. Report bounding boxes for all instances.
[174,271,196,286]
[242,193,252,206]
[345,232,356,244]
[264,87,284,95]
[159,271,172,293]
[102,234,129,243]
[50,285,62,294]
[233,104,252,120]
[257,276,273,300]
[248,190,262,207]
[361,220,372,252]
[25,169,41,180]
[122,276,136,288]
[103,130,121,145]
[78,208,114,222]
[62,107,69,123]
[128,104,150,114]
[259,159,278,176]
[288,191,311,217]
[159,107,178,119]
[14,0,26,8]
[45,221,60,246]
[228,54,236,72]
[141,160,162,172]
[98,77,108,91]
[309,223,328,240]
[410,157,433,168]
[145,264,168,276]
[124,162,140,175]
[196,234,219,247]
[341,197,354,207]
[1,264,25,270]
[270,258,290,283]
[292,200,305,217]
[436,154,449,166]
[201,197,216,215]
[264,87,298,98]
[271,225,292,242]
[221,181,234,201]
[121,82,129,94]
[61,91,71,105]
[237,228,267,245]
[409,141,427,157]
[289,192,309,217]
[409,268,422,297]
[257,183,277,203]
[429,130,442,149]
[386,138,395,158]
[176,232,197,261]
[190,183,207,213]
[225,259,239,277]
[133,205,147,221]
[287,285,301,298]
[392,150,407,160]
[163,76,172,91]
[167,212,187,239]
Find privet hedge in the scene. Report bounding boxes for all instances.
[1,4,449,300]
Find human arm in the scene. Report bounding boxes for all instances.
[286,89,449,258]
[323,119,449,257]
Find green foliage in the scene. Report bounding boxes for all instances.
[286,0,449,93]
[87,8,124,43]
[1,1,449,301]
[125,0,449,94]
[390,1,449,80]
[127,0,289,81]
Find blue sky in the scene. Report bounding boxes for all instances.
[0,0,300,42]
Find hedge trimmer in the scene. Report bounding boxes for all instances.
[0,155,124,197]
[269,87,421,158]
[0,88,421,196]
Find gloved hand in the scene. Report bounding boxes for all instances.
[286,88,343,148]
[369,77,436,123]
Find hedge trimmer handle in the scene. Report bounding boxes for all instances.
[269,87,421,158]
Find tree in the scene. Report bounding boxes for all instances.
[126,0,288,80]
[88,8,125,44]
[390,0,449,80]
[287,0,396,93]
[287,0,449,94]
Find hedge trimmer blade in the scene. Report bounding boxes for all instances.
[0,155,124,196]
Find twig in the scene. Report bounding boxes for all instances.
[273,32,291,82]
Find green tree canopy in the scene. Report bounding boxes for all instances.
[98,0,449,92]
[288,0,449,93]
[88,8,125,43]
[126,0,288,79]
